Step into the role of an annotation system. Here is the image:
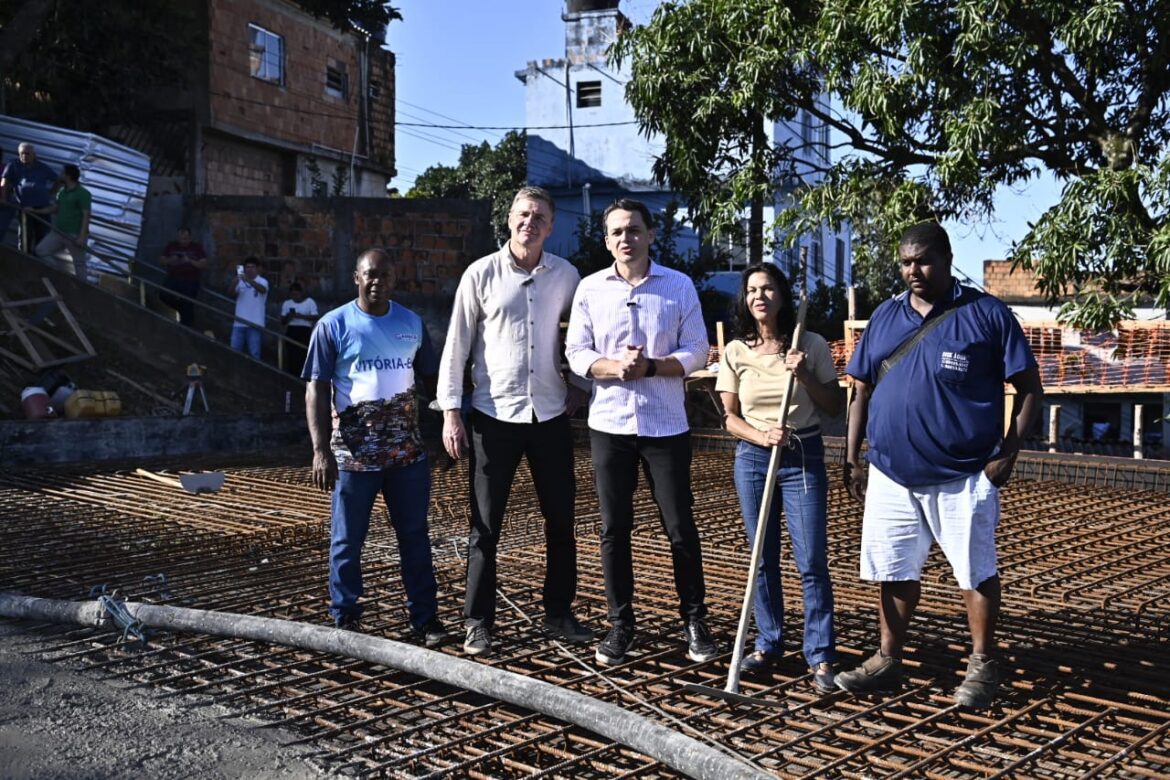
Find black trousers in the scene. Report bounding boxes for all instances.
[589,429,707,628]
[285,325,313,375]
[160,277,200,328]
[464,410,577,627]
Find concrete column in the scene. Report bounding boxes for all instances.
[1048,404,1061,453]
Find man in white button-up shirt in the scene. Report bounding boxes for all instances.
[438,187,591,657]
[565,198,716,668]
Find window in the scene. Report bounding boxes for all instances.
[577,81,602,108]
[325,59,348,100]
[249,23,284,85]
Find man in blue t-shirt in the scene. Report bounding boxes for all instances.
[837,223,1043,709]
[0,142,59,252]
[303,248,447,646]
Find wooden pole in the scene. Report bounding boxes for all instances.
[725,246,808,695]
[1134,403,1144,460]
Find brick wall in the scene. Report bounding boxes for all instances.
[366,49,395,171]
[983,260,1049,301]
[202,134,289,196]
[188,196,495,306]
[206,0,392,165]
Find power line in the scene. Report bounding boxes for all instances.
[397,120,637,130]
[397,109,491,146]
[396,98,504,139]
[397,127,463,152]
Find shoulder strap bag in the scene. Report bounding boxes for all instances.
[875,288,975,386]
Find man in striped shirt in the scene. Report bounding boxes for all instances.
[566,198,717,667]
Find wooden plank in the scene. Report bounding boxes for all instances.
[105,368,182,412]
[0,345,35,371]
[0,294,47,367]
[17,323,90,355]
[42,278,96,357]
[0,295,58,308]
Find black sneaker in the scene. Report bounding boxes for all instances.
[684,619,719,663]
[594,625,635,666]
[953,653,1000,708]
[335,614,364,632]
[835,651,903,693]
[463,624,492,657]
[543,613,593,643]
[740,649,783,673]
[412,617,449,648]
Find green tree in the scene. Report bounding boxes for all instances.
[297,0,401,34]
[408,131,527,243]
[0,0,202,131]
[567,200,723,285]
[613,0,1170,328]
[567,200,729,329]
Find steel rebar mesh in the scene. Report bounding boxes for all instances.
[1,445,1167,778]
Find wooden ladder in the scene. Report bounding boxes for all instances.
[0,277,97,370]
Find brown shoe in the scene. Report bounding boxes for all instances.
[835,651,903,693]
[954,653,1000,708]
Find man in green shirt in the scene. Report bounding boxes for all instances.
[34,164,92,279]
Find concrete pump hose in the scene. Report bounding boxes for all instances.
[0,592,771,780]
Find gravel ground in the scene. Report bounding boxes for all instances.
[0,622,327,779]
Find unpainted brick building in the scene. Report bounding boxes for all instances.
[125,0,396,198]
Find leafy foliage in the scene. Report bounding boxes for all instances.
[0,0,202,131]
[408,131,527,244]
[567,201,724,284]
[568,200,729,328]
[614,0,1170,326]
[297,0,401,34]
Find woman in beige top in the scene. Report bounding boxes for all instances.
[716,262,844,693]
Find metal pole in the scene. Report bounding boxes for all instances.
[1048,404,1061,453]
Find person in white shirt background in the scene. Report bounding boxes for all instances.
[230,256,269,359]
[281,281,320,375]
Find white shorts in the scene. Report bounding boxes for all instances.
[859,465,999,590]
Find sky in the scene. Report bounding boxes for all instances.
[384,0,1062,284]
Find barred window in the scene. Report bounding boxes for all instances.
[577,81,602,108]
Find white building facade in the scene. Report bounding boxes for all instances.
[517,0,850,289]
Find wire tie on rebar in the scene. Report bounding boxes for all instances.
[142,573,173,601]
[89,585,149,646]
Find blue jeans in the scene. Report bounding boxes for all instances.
[733,434,836,666]
[329,459,439,631]
[231,324,261,359]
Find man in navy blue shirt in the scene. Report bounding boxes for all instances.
[837,223,1042,708]
[0,143,58,252]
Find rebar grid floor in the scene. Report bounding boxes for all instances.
[1,446,1168,779]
